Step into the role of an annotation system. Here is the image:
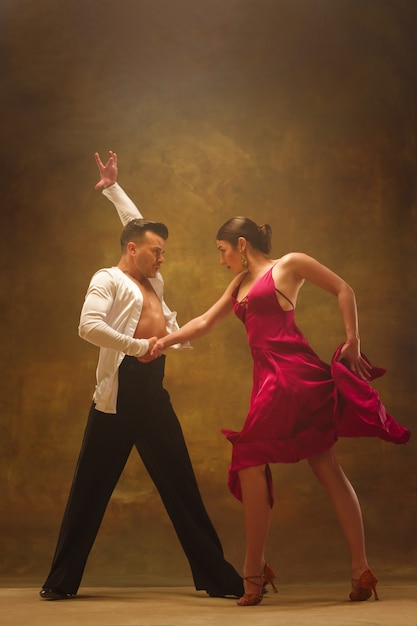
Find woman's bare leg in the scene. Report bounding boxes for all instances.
[308,447,369,585]
[238,464,272,595]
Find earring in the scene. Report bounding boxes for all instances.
[240,253,249,269]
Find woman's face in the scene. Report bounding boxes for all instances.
[216,239,243,275]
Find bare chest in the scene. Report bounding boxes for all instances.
[134,280,167,338]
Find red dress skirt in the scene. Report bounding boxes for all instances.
[221,267,410,503]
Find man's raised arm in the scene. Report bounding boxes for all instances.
[95,150,142,225]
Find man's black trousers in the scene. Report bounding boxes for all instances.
[42,355,243,597]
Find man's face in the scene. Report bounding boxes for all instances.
[131,231,166,279]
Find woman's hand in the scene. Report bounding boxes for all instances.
[137,337,159,363]
[338,340,372,381]
[150,337,168,358]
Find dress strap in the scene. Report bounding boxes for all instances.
[275,288,294,309]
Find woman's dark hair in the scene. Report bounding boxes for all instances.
[216,216,272,254]
[120,219,169,250]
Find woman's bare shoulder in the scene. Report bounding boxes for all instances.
[276,252,316,268]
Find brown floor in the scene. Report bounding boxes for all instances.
[1,582,416,626]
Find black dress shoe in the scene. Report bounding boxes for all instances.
[207,586,267,598]
[39,588,76,601]
[207,587,244,598]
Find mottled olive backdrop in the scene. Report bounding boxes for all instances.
[1,0,416,587]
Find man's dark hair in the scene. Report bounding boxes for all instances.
[120,219,169,251]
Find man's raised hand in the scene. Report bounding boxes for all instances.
[94,150,118,190]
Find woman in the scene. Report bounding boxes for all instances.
[151,216,410,607]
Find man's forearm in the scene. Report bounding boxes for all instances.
[78,316,149,357]
[102,182,143,225]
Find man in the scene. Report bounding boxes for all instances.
[39,151,243,600]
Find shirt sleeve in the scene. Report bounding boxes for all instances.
[102,182,143,225]
[78,271,149,358]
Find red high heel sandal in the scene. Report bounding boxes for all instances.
[237,563,278,607]
[349,568,379,602]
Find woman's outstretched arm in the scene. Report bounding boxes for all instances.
[151,275,242,355]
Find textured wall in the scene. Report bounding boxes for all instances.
[1,0,416,586]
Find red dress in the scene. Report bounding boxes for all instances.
[221,266,410,503]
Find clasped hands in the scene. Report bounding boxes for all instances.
[137,336,167,363]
